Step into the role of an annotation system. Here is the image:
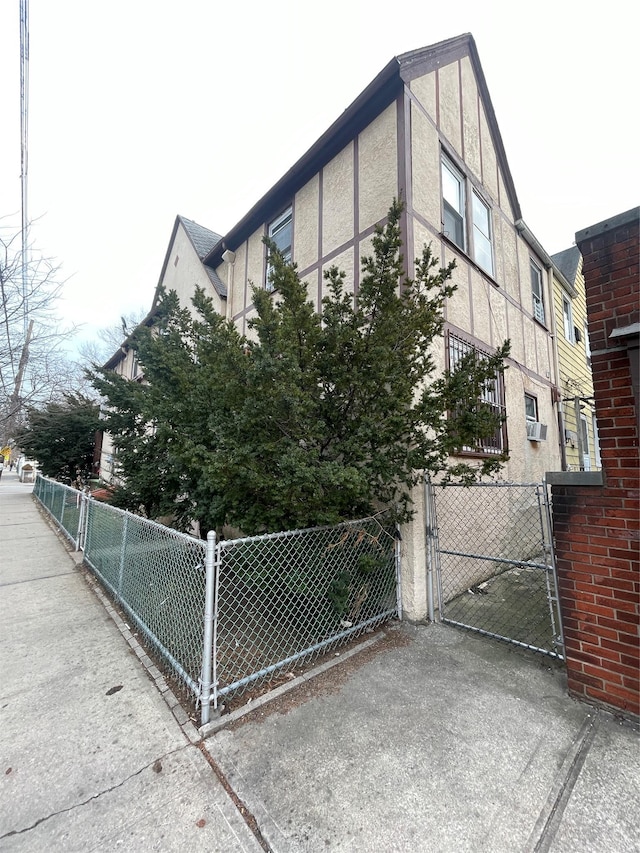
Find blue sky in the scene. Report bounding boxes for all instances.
[0,0,637,350]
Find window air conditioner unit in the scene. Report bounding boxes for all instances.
[527,421,548,441]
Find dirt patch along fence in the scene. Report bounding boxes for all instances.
[33,475,400,726]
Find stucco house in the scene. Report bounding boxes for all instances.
[98,215,223,483]
[101,33,565,620]
[550,246,600,472]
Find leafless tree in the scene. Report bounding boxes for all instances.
[0,221,79,440]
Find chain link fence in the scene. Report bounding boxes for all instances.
[33,476,400,724]
[33,475,86,549]
[211,516,399,708]
[84,499,207,697]
[429,482,563,658]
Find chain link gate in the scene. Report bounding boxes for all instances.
[427,482,564,659]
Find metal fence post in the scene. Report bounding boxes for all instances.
[394,523,403,620]
[424,479,439,622]
[117,515,128,599]
[200,530,216,726]
[540,481,565,658]
[76,491,88,552]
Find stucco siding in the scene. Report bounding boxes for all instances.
[358,103,398,233]
[229,242,247,319]
[447,264,473,332]
[322,142,355,256]
[478,105,499,200]
[161,224,223,318]
[460,56,481,179]
[437,62,462,156]
[324,248,355,296]
[294,175,320,274]
[410,74,436,122]
[506,302,525,366]
[489,283,509,348]
[410,101,441,229]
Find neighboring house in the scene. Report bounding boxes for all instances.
[101,34,565,620]
[551,246,600,471]
[98,216,223,483]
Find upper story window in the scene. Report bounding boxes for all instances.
[530,260,545,325]
[441,154,494,276]
[266,206,293,292]
[442,157,466,251]
[524,393,538,422]
[472,193,494,276]
[562,295,574,343]
[584,322,592,366]
[446,330,507,457]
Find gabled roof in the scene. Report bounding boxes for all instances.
[178,216,227,298]
[204,33,522,268]
[551,246,581,287]
[179,216,222,259]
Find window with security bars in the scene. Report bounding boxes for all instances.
[446,331,507,456]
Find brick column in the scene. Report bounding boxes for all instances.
[548,207,639,720]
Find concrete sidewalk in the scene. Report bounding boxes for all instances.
[0,470,263,852]
[1,471,638,852]
[206,624,639,852]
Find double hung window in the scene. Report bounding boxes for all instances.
[472,193,494,276]
[441,154,494,276]
[562,295,574,343]
[442,158,466,251]
[530,260,545,324]
[266,206,292,292]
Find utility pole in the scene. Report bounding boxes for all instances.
[20,0,30,336]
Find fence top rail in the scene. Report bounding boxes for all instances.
[217,513,395,550]
[35,473,87,496]
[35,474,204,548]
[430,480,544,489]
[87,499,205,546]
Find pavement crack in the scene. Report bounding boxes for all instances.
[197,741,272,852]
[527,710,601,853]
[0,746,187,840]
[0,572,75,587]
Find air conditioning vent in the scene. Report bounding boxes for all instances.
[527,421,548,441]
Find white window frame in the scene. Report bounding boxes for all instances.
[530,260,545,325]
[441,156,466,251]
[471,192,494,276]
[441,154,495,277]
[524,393,538,422]
[266,206,293,292]
[584,321,592,366]
[562,294,575,343]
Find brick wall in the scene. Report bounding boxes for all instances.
[549,207,639,720]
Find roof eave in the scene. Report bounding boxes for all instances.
[204,57,402,267]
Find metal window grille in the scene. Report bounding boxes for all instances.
[446,331,507,455]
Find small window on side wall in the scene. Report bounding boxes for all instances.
[562,295,574,343]
[524,393,538,422]
[266,206,292,292]
[530,260,545,325]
